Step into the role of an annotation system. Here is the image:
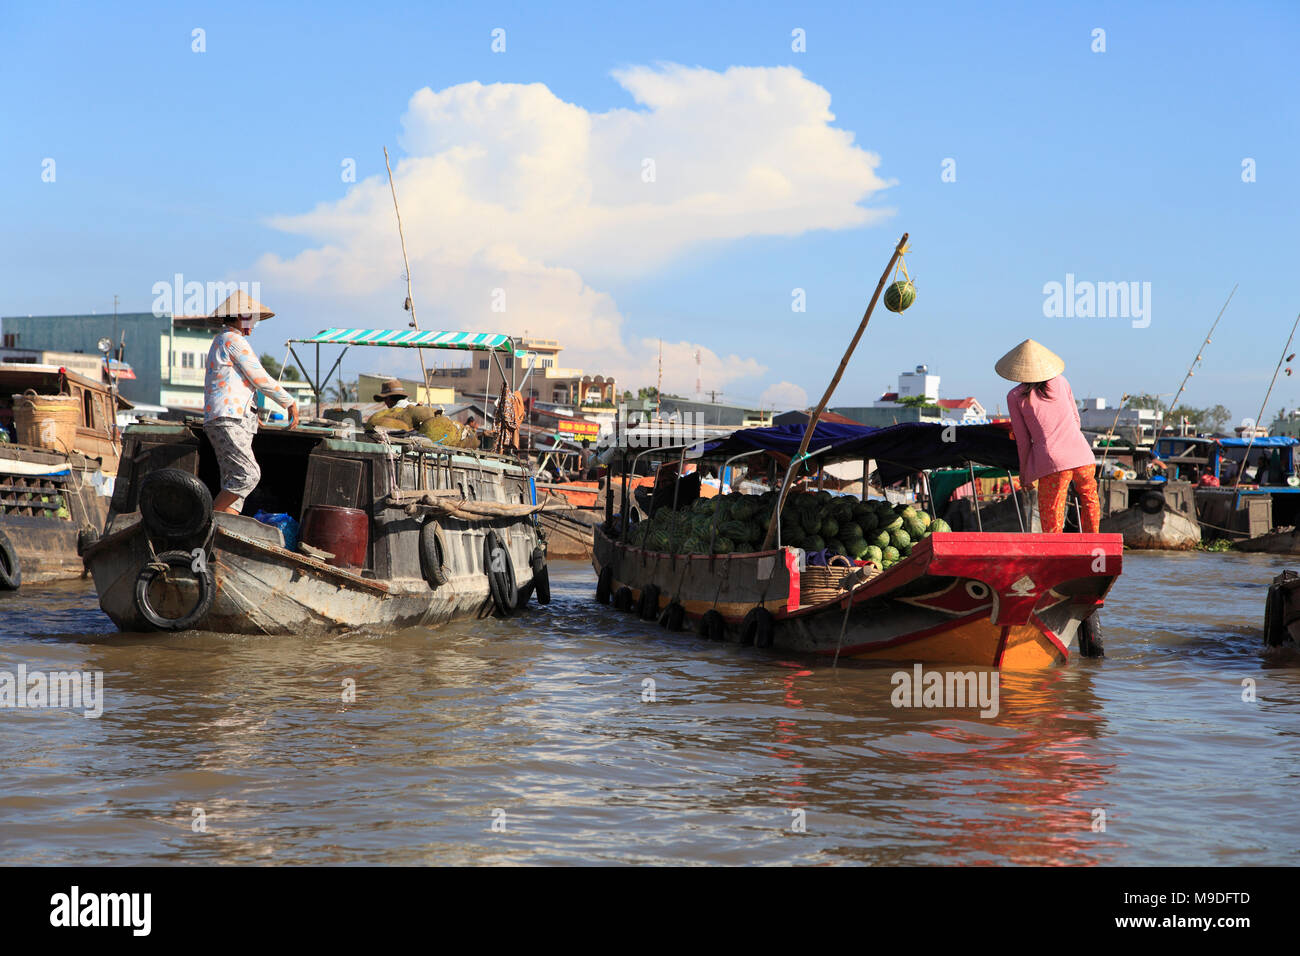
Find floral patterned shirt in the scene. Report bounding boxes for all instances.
[204,330,296,422]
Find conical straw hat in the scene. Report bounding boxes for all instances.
[995,339,1065,383]
[211,290,275,320]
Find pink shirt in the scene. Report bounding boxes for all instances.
[204,330,296,422]
[1005,375,1096,485]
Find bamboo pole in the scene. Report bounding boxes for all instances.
[1168,283,1237,416]
[1234,310,1300,490]
[383,146,431,395]
[758,231,909,551]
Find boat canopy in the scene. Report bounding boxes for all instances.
[1219,436,1298,448]
[696,421,1020,483]
[289,328,518,353]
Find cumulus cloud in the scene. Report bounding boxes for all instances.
[256,64,891,392]
[759,381,810,411]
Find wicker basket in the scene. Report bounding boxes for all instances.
[799,557,880,606]
[12,391,79,453]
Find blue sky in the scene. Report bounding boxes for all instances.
[2,0,1297,422]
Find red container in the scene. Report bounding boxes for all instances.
[301,505,369,569]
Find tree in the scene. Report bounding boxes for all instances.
[897,394,938,410]
[1125,393,1165,411]
[1204,404,1231,433]
[260,353,300,382]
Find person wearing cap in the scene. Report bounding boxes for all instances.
[995,339,1099,533]
[374,378,413,410]
[203,292,298,515]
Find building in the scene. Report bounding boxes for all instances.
[655,395,771,428]
[1271,409,1300,439]
[772,409,863,428]
[935,397,987,422]
[832,405,942,427]
[854,364,989,426]
[1077,397,1162,442]
[895,364,940,402]
[426,336,617,409]
[0,312,313,415]
[0,347,108,382]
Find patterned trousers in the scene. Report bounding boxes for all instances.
[1036,466,1100,534]
[203,414,260,512]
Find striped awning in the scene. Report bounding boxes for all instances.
[289,328,515,352]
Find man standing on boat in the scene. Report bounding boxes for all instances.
[203,292,298,515]
[374,378,413,410]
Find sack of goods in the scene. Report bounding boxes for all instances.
[622,489,950,570]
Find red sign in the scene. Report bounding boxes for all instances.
[556,418,600,438]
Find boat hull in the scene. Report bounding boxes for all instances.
[85,512,540,635]
[592,526,1121,669]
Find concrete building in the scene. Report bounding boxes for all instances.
[1077,397,1162,441]
[426,336,617,409]
[832,405,942,428]
[895,364,940,402]
[1,312,313,415]
[655,395,771,428]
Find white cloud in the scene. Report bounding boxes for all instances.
[759,381,809,411]
[256,64,891,394]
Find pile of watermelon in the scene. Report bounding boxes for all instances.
[622,490,950,567]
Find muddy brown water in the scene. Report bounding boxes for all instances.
[1,552,1297,865]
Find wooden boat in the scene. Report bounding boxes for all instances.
[593,422,1122,668]
[0,362,127,585]
[1263,570,1300,647]
[83,328,558,633]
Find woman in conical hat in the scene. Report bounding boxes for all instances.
[995,339,1099,534]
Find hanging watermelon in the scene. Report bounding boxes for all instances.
[884,279,916,313]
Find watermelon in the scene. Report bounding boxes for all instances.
[800,511,822,535]
[900,505,917,520]
[915,511,932,529]
[891,529,911,550]
[904,517,927,539]
[884,279,916,313]
[815,490,832,504]
[858,512,879,534]
[873,530,892,549]
[647,529,671,552]
[882,545,900,563]
[930,518,951,533]
[719,520,749,542]
[881,514,904,532]
[840,521,863,541]
[713,536,735,554]
[847,538,870,559]
[807,534,826,552]
[828,541,847,557]
[821,517,839,539]
[865,545,884,565]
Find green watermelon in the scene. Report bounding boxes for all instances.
[840,521,863,541]
[881,514,904,532]
[719,520,749,542]
[713,536,734,554]
[846,537,870,559]
[884,279,916,313]
[930,518,951,534]
[807,534,826,552]
[900,505,917,520]
[904,517,927,539]
[858,512,879,534]
[873,530,892,549]
[865,545,884,564]
[915,511,932,529]
[821,517,839,538]
[882,545,900,563]
[891,529,911,550]
[800,511,822,535]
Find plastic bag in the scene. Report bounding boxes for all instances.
[253,510,300,551]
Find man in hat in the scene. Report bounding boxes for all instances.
[203,292,298,515]
[374,378,413,410]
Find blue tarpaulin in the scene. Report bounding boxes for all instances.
[1219,436,1299,447]
[697,421,1020,483]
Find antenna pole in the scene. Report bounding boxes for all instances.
[383,146,430,398]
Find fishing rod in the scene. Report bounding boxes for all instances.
[1167,283,1238,430]
[1234,309,1300,490]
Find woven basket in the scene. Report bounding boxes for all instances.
[799,557,880,606]
[13,391,79,453]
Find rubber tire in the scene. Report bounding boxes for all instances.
[742,606,775,648]
[133,549,215,631]
[596,566,613,604]
[638,584,661,621]
[1138,491,1165,516]
[613,586,634,612]
[698,609,726,641]
[515,581,535,610]
[484,530,518,618]
[658,601,685,631]
[531,547,551,605]
[419,520,450,589]
[139,468,213,539]
[0,530,20,590]
[1079,614,1105,658]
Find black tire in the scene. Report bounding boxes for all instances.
[76,527,100,557]
[0,530,20,591]
[484,530,518,617]
[698,609,725,641]
[133,549,215,631]
[1079,614,1105,658]
[139,468,213,539]
[613,586,634,612]
[419,520,450,589]
[515,581,535,610]
[638,584,661,621]
[742,606,775,648]
[596,566,613,604]
[1264,584,1287,647]
[658,601,685,631]
[531,547,551,605]
[1138,491,1165,515]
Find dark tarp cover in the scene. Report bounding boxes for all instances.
[697,421,1020,484]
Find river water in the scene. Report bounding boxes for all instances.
[1,552,1297,866]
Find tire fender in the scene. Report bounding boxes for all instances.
[133,549,215,631]
[741,606,775,648]
[484,529,518,617]
[0,530,20,591]
[139,468,214,540]
[419,520,450,589]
